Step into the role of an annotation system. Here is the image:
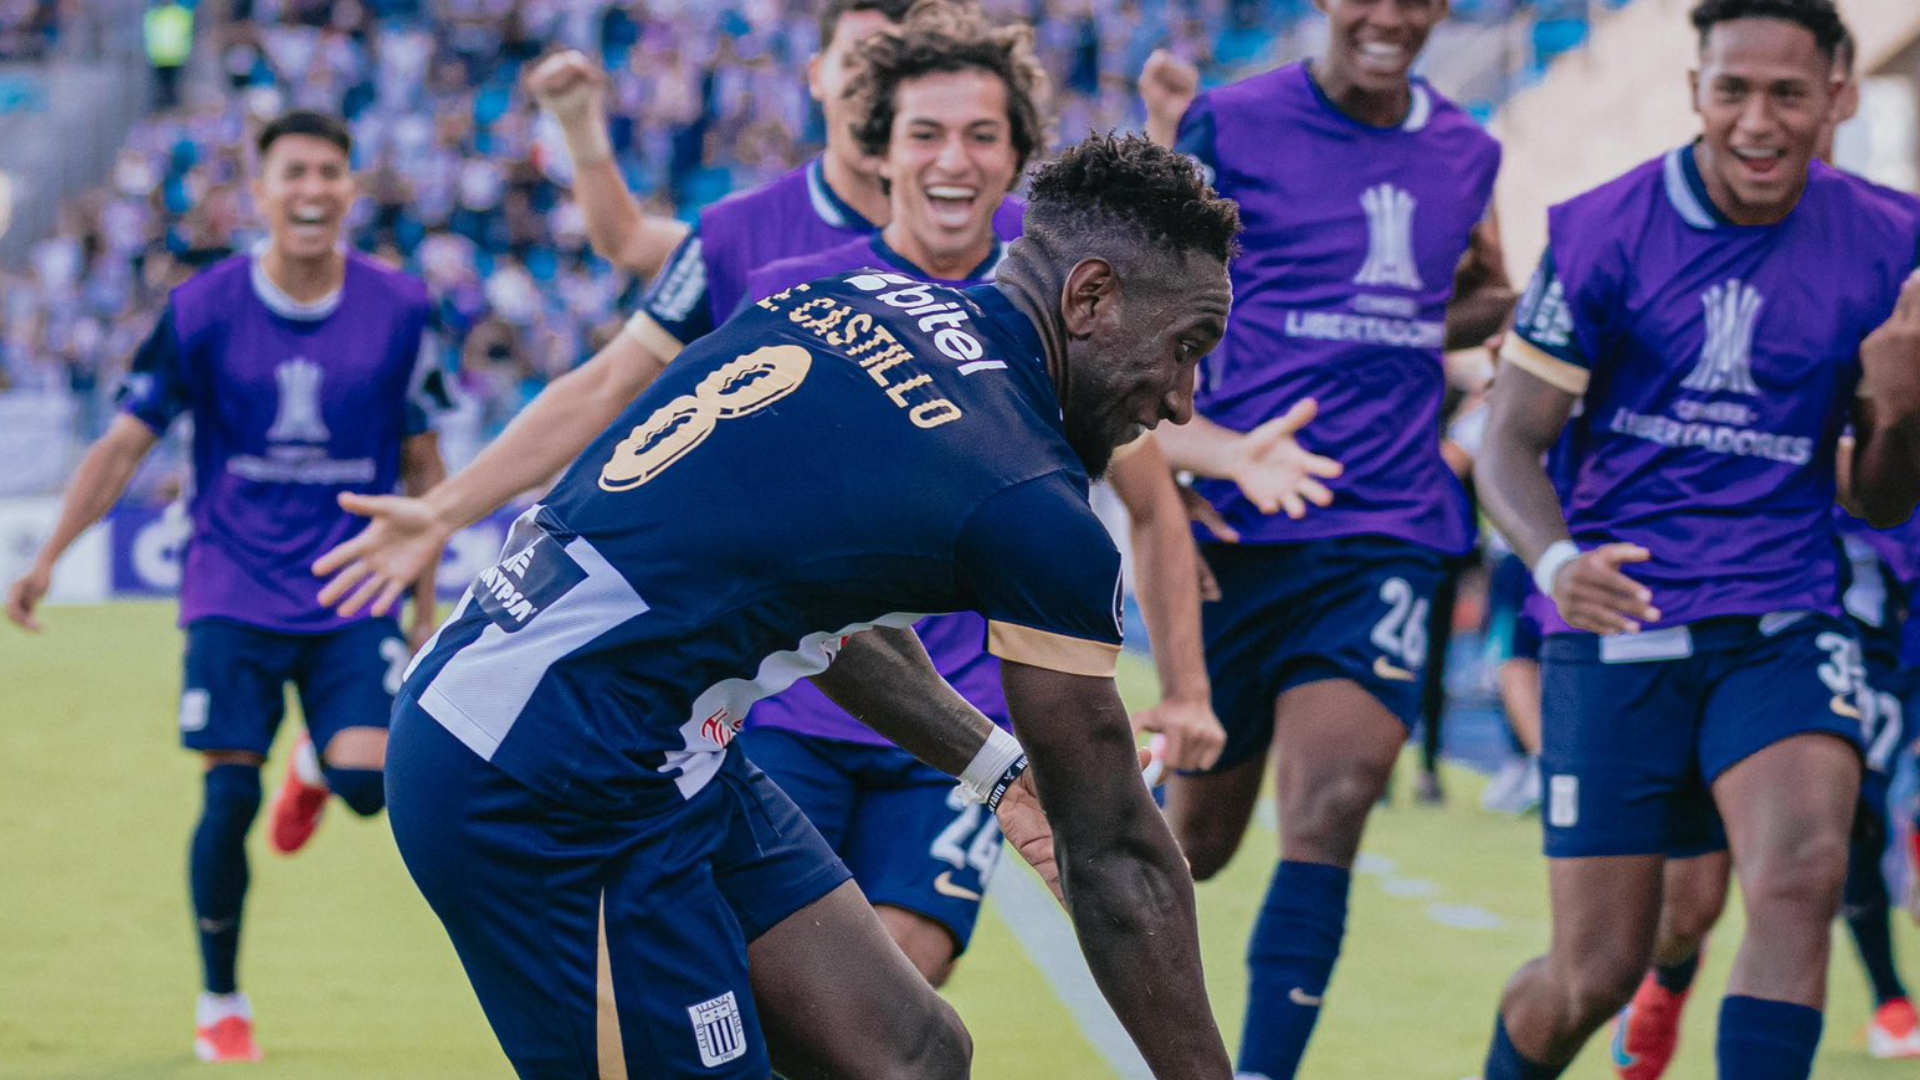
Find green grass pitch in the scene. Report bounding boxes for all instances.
[3,602,1914,1078]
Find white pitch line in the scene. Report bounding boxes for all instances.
[989,864,1156,1080]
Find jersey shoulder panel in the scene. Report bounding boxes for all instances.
[345,250,433,312]
[167,254,255,340]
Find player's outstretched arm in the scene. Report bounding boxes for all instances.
[1444,211,1516,351]
[1108,436,1224,771]
[6,415,159,632]
[527,50,691,280]
[1851,270,1920,527]
[314,331,670,616]
[1002,660,1233,1080]
[1156,401,1342,519]
[810,626,1001,777]
[396,431,448,650]
[1478,365,1658,635]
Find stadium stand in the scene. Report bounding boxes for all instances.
[0,0,1658,492]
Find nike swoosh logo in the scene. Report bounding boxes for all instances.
[1831,694,1863,720]
[1373,656,1417,682]
[933,871,982,902]
[1288,988,1323,1007]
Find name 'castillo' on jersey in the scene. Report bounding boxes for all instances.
[118,251,436,633]
[401,272,1125,815]
[628,155,1024,359]
[1506,147,1920,631]
[739,233,1013,748]
[1177,63,1500,555]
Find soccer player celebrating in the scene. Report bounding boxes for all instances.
[384,133,1240,1080]
[734,3,1223,987]
[3,112,446,1062]
[1604,24,1920,1074]
[1474,1,1920,1077]
[527,0,1018,343]
[1138,1,1511,1074]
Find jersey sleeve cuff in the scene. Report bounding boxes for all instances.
[1503,337,1591,395]
[987,621,1121,679]
[621,311,686,363]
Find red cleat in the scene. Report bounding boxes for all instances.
[1869,998,1920,1059]
[195,994,262,1063]
[1610,972,1690,1080]
[268,736,328,855]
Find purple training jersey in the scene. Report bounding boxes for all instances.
[740,233,1015,745]
[1178,64,1500,555]
[119,250,437,633]
[629,155,1024,358]
[1506,147,1920,632]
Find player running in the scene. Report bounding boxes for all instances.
[1138,1,1512,1074]
[732,4,1222,987]
[3,112,446,1063]
[1604,24,1920,1074]
[384,133,1241,1080]
[1474,1,1920,1077]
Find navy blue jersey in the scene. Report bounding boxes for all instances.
[404,273,1125,814]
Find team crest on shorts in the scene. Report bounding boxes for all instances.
[688,990,747,1067]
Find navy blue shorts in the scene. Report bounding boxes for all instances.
[178,617,407,756]
[1198,536,1448,772]
[387,707,850,1080]
[738,725,1001,954]
[1539,613,1867,860]
[1485,552,1542,665]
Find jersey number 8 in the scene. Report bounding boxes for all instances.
[599,345,813,492]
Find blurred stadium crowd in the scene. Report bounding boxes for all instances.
[0,0,1608,491]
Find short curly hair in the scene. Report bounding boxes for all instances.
[1024,132,1241,268]
[845,0,1050,179]
[1690,0,1846,58]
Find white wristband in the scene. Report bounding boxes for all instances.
[1533,540,1581,598]
[957,726,1026,806]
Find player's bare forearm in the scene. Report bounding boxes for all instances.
[426,333,667,532]
[34,415,158,571]
[572,156,689,280]
[1476,367,1576,567]
[1002,662,1230,1079]
[1851,276,1920,526]
[1849,396,1920,527]
[1153,413,1245,480]
[810,626,997,776]
[400,432,448,624]
[1110,441,1208,703]
[1444,217,1515,350]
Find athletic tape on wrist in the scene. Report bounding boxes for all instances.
[958,726,1026,808]
[1532,540,1580,599]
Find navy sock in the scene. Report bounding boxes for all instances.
[190,764,261,995]
[1483,1014,1564,1080]
[1844,829,1907,1005]
[1237,860,1349,1080]
[1717,996,1821,1080]
[321,765,385,817]
[1654,950,1701,995]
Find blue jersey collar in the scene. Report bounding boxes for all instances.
[966,283,1047,375]
[1663,144,1737,230]
[806,156,879,233]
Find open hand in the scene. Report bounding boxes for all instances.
[1229,399,1343,519]
[1550,543,1660,635]
[313,493,451,619]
